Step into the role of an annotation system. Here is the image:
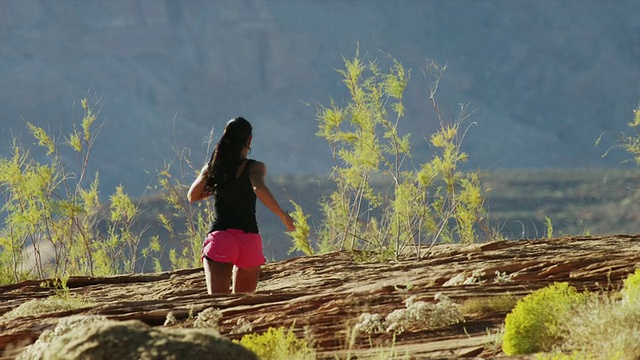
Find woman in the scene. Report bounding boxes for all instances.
[187,117,295,294]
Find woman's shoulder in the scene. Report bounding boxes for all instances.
[247,159,265,167]
[247,159,266,174]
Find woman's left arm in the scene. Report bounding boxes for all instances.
[250,161,295,231]
[187,164,211,202]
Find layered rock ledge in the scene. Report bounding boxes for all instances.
[2,235,639,359]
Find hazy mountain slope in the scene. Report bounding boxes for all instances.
[0,0,639,196]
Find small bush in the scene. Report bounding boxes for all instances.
[443,269,485,286]
[235,327,314,360]
[621,268,640,302]
[607,105,640,166]
[353,313,385,334]
[193,307,223,329]
[230,318,254,335]
[502,282,590,355]
[355,293,463,335]
[557,271,640,359]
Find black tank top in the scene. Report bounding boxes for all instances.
[209,159,259,234]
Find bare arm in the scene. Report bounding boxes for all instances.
[250,161,295,231]
[187,164,212,202]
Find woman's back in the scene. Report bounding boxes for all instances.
[210,159,258,233]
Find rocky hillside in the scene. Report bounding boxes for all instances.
[2,235,640,359]
[1,0,639,196]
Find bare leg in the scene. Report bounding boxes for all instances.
[203,258,233,294]
[233,266,261,293]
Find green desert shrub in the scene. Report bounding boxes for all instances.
[599,103,640,166]
[621,268,640,301]
[153,134,219,270]
[235,326,314,360]
[554,270,640,360]
[616,106,640,166]
[502,282,590,355]
[290,50,492,262]
[0,99,151,282]
[0,97,212,281]
[287,201,314,256]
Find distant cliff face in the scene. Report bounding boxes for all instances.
[1,0,639,195]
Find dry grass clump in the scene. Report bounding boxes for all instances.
[1,294,94,321]
[460,294,519,316]
[354,293,464,335]
[443,270,486,286]
[534,351,599,360]
[193,307,223,329]
[555,270,640,359]
[444,269,514,287]
[164,311,179,326]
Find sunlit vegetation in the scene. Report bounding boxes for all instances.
[502,270,640,358]
[288,51,493,261]
[0,99,208,284]
[0,99,152,283]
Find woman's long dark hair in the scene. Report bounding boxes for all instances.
[205,117,252,194]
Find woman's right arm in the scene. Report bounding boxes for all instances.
[187,164,211,202]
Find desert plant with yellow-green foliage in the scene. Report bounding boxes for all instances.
[288,50,492,261]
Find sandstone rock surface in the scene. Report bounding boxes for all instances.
[2,235,639,359]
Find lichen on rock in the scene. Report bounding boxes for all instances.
[18,316,258,360]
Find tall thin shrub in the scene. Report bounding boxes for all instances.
[291,51,490,261]
[0,99,150,283]
[154,136,217,270]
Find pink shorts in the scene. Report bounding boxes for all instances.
[202,229,265,269]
